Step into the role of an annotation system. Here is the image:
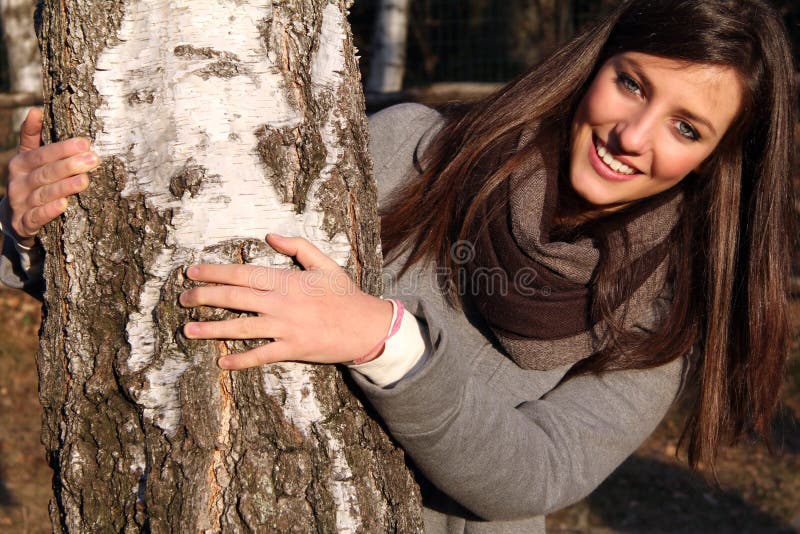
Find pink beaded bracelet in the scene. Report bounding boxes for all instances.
[352,298,405,365]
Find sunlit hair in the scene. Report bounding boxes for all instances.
[379,0,797,476]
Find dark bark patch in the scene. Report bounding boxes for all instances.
[254,123,326,213]
[173,44,234,60]
[202,238,271,264]
[273,450,313,497]
[193,59,244,80]
[174,44,245,80]
[315,174,349,239]
[169,159,217,199]
[127,89,155,105]
[254,125,301,206]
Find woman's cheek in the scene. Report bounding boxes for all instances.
[652,144,709,185]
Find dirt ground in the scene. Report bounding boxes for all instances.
[0,282,797,532]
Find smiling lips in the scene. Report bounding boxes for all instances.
[589,136,643,181]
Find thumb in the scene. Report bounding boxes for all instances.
[266,234,340,271]
[18,107,43,153]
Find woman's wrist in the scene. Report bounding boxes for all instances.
[353,298,403,365]
[0,197,37,248]
[348,306,428,387]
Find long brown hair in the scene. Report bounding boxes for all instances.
[380,0,797,476]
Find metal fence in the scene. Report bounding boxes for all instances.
[350,0,622,87]
[352,0,799,87]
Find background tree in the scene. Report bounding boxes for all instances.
[0,0,41,126]
[36,0,422,531]
[0,0,41,182]
[366,0,410,94]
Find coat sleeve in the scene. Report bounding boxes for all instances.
[354,102,686,521]
[0,198,45,299]
[350,294,684,520]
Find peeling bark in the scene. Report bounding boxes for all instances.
[36,1,422,531]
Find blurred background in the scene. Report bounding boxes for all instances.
[0,1,798,531]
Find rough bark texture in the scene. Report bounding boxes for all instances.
[36,1,423,532]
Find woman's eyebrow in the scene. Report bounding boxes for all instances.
[619,56,718,136]
[616,56,655,94]
[677,108,717,136]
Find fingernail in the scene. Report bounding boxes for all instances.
[183,323,197,337]
[217,357,230,369]
[186,265,198,278]
[81,152,98,166]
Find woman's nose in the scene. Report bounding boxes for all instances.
[612,111,655,155]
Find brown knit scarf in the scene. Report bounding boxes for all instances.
[463,131,682,370]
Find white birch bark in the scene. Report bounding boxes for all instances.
[365,0,410,93]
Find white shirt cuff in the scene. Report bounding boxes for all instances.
[348,308,427,387]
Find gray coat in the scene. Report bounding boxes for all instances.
[0,103,685,534]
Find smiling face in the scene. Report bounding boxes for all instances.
[569,52,743,212]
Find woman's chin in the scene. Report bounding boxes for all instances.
[569,177,634,213]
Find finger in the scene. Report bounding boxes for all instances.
[186,263,287,292]
[30,152,99,190]
[14,137,93,173]
[266,234,340,271]
[18,108,43,152]
[18,198,68,238]
[218,341,287,370]
[179,284,272,313]
[29,173,90,208]
[184,316,279,340]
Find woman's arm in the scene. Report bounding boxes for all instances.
[350,295,684,520]
[0,220,45,298]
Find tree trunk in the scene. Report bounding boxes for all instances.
[36,1,423,532]
[0,0,42,125]
[365,0,409,94]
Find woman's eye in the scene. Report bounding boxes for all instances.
[676,120,700,141]
[617,73,642,96]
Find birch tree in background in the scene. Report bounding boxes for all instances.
[366,0,410,93]
[0,0,41,125]
[36,0,422,531]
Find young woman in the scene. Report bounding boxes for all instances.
[1,0,796,531]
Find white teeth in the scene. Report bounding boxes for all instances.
[594,139,636,175]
